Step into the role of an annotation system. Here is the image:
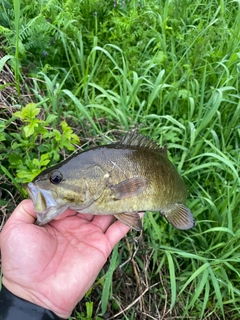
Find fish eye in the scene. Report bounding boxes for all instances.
[49,171,63,184]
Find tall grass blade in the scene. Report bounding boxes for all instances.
[13,0,20,95]
[101,243,120,315]
[179,262,210,296]
[209,267,225,317]
[165,251,176,309]
[62,89,101,134]
[0,55,13,72]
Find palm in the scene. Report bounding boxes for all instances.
[0,200,130,318]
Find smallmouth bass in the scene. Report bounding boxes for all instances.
[27,132,195,230]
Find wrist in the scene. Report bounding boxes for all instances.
[0,284,63,320]
[1,278,70,319]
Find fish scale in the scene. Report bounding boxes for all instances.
[26,132,195,231]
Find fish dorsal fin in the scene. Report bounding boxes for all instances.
[119,131,165,151]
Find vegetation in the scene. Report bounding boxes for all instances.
[0,0,240,319]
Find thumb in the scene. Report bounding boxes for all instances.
[5,199,36,226]
[0,200,36,250]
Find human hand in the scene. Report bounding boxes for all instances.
[0,200,131,318]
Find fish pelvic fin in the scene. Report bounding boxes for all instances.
[109,177,149,200]
[114,212,142,231]
[161,203,195,230]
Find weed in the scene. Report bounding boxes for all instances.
[0,0,240,318]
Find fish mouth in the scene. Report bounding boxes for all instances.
[27,183,67,225]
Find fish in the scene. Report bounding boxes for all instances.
[26,132,195,231]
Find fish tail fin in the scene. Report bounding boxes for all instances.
[161,203,195,230]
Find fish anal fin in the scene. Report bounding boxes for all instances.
[115,212,142,231]
[109,177,149,200]
[161,203,195,230]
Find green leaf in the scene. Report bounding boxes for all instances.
[52,129,61,141]
[0,200,8,206]
[7,154,23,167]
[40,153,50,166]
[0,133,6,142]
[1,165,23,193]
[45,114,58,123]
[16,169,41,182]
[0,54,13,72]
[14,103,41,121]
[32,158,41,167]
[24,119,39,137]
[85,302,93,318]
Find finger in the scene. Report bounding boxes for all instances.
[6,199,36,226]
[104,212,145,249]
[0,200,36,249]
[53,208,77,221]
[139,212,145,219]
[91,215,116,232]
[104,219,130,249]
[75,213,94,222]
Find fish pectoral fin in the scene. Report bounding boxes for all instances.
[161,203,195,230]
[109,177,149,200]
[114,212,142,231]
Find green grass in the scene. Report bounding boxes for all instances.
[0,0,240,319]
